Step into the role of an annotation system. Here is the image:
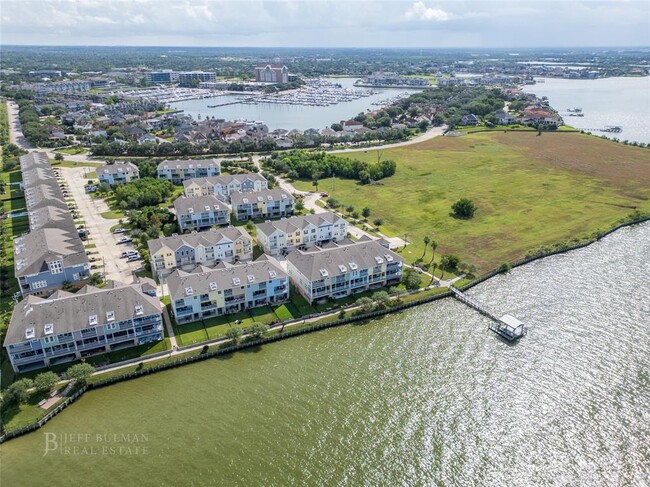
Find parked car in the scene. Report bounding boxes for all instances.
[121,250,138,258]
[116,237,132,244]
[127,254,143,262]
[320,192,329,197]
[112,228,126,234]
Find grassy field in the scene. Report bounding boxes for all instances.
[54,146,88,155]
[293,132,650,272]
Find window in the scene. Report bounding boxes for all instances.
[31,280,48,290]
[48,260,63,274]
[73,273,80,280]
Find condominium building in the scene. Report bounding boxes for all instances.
[254,64,289,84]
[157,159,221,184]
[173,195,231,231]
[96,162,140,185]
[148,227,253,279]
[3,281,163,372]
[183,173,268,198]
[286,239,404,303]
[256,212,348,256]
[144,70,178,84]
[230,188,294,221]
[177,71,217,85]
[167,257,289,324]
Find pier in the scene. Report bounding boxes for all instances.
[449,287,526,341]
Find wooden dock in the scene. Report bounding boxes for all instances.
[449,287,526,341]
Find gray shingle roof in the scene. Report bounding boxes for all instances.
[286,240,403,281]
[4,282,162,345]
[96,161,139,177]
[14,227,88,277]
[230,188,293,206]
[182,173,267,190]
[28,206,77,232]
[173,195,230,215]
[148,227,251,254]
[157,158,220,171]
[256,211,343,236]
[167,258,287,301]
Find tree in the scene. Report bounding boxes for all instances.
[362,207,371,219]
[351,211,360,220]
[34,372,59,392]
[356,297,375,313]
[225,326,243,343]
[373,218,383,227]
[248,322,268,338]
[422,236,430,259]
[88,273,103,286]
[451,198,476,219]
[66,363,95,383]
[346,205,355,215]
[371,291,391,309]
[428,240,438,265]
[312,179,319,192]
[54,153,64,161]
[295,199,305,212]
[4,378,34,405]
[402,268,421,290]
[499,262,512,273]
[287,170,299,180]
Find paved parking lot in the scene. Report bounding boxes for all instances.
[58,167,143,284]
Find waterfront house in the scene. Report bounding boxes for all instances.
[342,120,364,132]
[96,162,140,186]
[157,159,221,184]
[183,173,268,199]
[3,281,163,372]
[167,257,289,324]
[148,227,253,279]
[286,240,403,303]
[173,195,231,232]
[493,112,518,125]
[230,188,295,221]
[256,212,348,256]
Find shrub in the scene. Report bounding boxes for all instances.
[451,198,476,219]
[34,372,60,392]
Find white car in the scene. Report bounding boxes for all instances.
[112,228,126,234]
[117,237,132,244]
[121,250,138,258]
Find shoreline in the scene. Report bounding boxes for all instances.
[2,215,648,444]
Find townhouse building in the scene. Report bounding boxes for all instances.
[157,159,221,184]
[3,281,163,372]
[173,195,231,231]
[230,188,295,221]
[96,162,140,185]
[167,257,289,324]
[16,153,89,297]
[256,212,348,256]
[183,173,268,198]
[148,227,253,279]
[286,239,404,303]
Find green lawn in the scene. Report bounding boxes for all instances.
[289,288,317,316]
[292,132,650,272]
[100,210,125,219]
[173,320,208,346]
[204,315,232,340]
[227,311,255,328]
[54,147,88,155]
[273,303,296,321]
[249,305,277,325]
[51,160,103,168]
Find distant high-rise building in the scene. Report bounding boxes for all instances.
[254,64,289,84]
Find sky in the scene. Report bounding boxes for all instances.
[1,0,649,48]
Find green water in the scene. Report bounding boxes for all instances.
[2,223,649,486]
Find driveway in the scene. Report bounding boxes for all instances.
[58,166,142,284]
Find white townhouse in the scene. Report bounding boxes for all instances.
[230,188,295,221]
[183,173,268,198]
[167,257,289,324]
[286,239,404,303]
[173,195,231,232]
[157,158,221,184]
[256,212,348,256]
[148,227,253,279]
[96,162,140,185]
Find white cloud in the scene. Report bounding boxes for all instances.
[404,1,449,22]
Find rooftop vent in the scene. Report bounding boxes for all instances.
[209,281,218,291]
[106,310,115,322]
[247,275,255,283]
[89,314,98,326]
[204,206,211,212]
[135,304,143,316]
[185,286,193,296]
[319,268,329,277]
[349,262,358,270]
[44,323,54,335]
[258,196,264,202]
[269,270,277,278]
[338,264,347,273]
[233,277,241,286]
[242,198,249,204]
[25,327,36,339]
[188,208,194,214]
[384,254,394,262]
[374,256,384,265]
[281,194,287,199]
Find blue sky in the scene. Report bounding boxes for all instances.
[1,0,649,48]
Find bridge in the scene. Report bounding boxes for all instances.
[450,287,526,341]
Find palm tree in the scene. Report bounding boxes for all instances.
[429,263,437,285]
[428,240,438,265]
[422,236,430,259]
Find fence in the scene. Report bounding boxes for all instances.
[2,216,647,444]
